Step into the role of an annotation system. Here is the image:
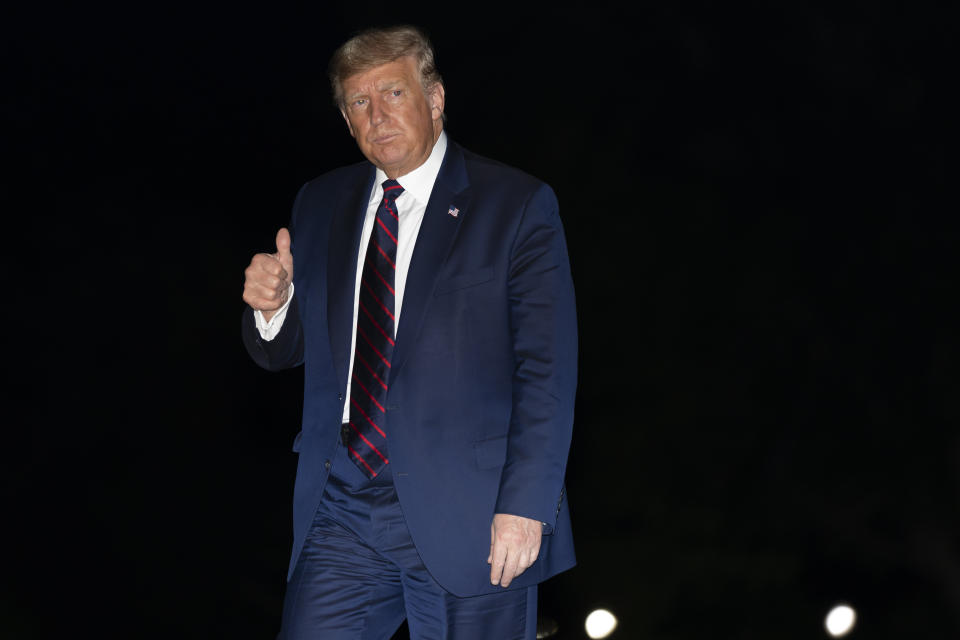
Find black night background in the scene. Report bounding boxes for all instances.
[5,2,957,638]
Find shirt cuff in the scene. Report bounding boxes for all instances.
[253,283,294,341]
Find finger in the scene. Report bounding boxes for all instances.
[247,279,288,302]
[488,523,494,564]
[244,269,288,309]
[516,549,530,573]
[250,253,287,279]
[500,549,520,588]
[243,293,281,312]
[275,227,291,257]
[243,282,288,310]
[275,227,294,276]
[245,266,287,293]
[490,541,507,586]
[264,261,288,282]
[520,533,542,572]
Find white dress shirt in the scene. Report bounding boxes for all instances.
[255,131,448,422]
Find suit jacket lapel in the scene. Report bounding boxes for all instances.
[327,165,376,392]
[390,141,471,382]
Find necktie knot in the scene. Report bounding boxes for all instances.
[382,179,404,203]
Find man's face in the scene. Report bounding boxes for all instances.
[340,56,445,179]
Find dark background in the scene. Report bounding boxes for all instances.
[5,2,957,638]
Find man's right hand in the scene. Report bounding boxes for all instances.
[242,228,294,322]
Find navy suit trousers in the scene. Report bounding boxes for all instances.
[278,443,538,640]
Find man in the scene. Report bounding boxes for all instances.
[241,25,577,639]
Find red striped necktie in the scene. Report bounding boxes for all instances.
[345,179,403,478]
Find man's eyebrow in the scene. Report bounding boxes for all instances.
[346,79,405,101]
[375,79,404,90]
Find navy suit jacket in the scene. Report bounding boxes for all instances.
[242,140,577,596]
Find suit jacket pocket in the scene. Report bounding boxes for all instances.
[434,266,494,296]
[473,435,508,470]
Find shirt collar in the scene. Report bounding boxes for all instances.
[371,130,448,206]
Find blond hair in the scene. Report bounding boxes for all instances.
[329,25,444,110]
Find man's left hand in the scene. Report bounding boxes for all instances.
[488,513,542,587]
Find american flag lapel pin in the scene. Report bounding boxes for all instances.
[447,206,460,218]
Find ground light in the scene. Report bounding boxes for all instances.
[585,609,618,639]
[825,604,856,637]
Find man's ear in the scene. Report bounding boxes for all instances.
[341,109,356,138]
[428,84,445,122]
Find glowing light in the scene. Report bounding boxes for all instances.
[825,604,856,637]
[585,609,618,639]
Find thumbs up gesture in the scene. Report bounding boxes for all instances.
[242,228,294,322]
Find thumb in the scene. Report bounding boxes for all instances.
[275,227,293,276]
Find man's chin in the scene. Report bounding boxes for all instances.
[368,151,409,174]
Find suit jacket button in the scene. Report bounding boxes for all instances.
[324,460,331,469]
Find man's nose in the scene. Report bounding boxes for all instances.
[369,97,388,126]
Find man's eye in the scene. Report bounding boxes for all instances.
[353,99,367,108]
[391,90,403,97]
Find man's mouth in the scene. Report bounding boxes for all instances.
[372,133,399,145]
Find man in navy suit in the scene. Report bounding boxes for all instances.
[242,25,577,639]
